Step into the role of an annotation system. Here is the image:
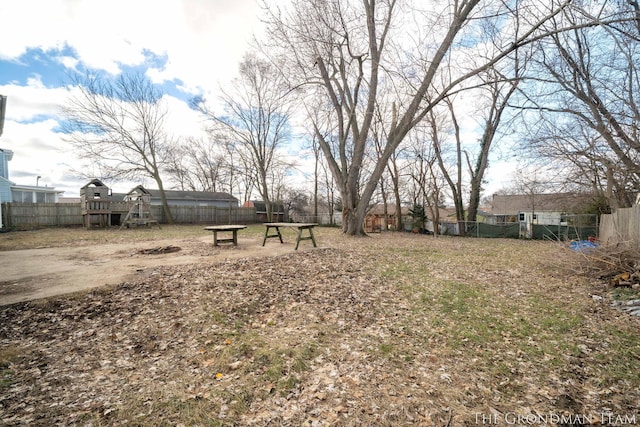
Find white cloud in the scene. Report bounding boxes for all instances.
[0,0,269,197]
[2,118,72,186]
[55,55,80,72]
[0,79,66,121]
[0,80,212,197]
[0,0,262,91]
[163,94,210,140]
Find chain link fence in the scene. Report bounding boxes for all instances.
[447,215,598,241]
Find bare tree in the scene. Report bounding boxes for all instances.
[427,104,465,233]
[166,137,228,192]
[285,188,310,220]
[372,101,406,231]
[516,2,640,208]
[405,126,448,235]
[320,153,340,226]
[61,72,175,223]
[260,0,595,235]
[466,66,520,224]
[165,144,194,191]
[194,53,293,221]
[523,120,636,208]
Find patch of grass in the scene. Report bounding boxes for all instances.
[378,342,394,355]
[253,347,301,395]
[420,281,509,348]
[402,270,595,391]
[380,261,417,278]
[99,394,226,427]
[292,342,318,372]
[0,345,24,390]
[209,335,320,399]
[590,325,640,386]
[611,287,640,301]
[3,233,639,424]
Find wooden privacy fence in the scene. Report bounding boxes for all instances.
[150,205,256,225]
[599,205,640,246]
[1,203,82,228]
[1,202,257,229]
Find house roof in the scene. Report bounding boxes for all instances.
[428,206,457,219]
[491,193,592,215]
[366,203,409,216]
[0,148,13,161]
[367,204,457,219]
[153,189,238,202]
[445,208,493,219]
[0,175,15,186]
[112,189,238,202]
[11,184,62,193]
[126,185,152,195]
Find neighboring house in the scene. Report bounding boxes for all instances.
[444,208,495,224]
[491,192,594,237]
[0,148,62,204]
[243,200,287,222]
[112,187,239,208]
[365,204,410,232]
[365,204,458,233]
[475,209,495,223]
[491,193,592,224]
[424,206,457,234]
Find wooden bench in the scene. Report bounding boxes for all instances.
[262,223,318,250]
[204,225,247,246]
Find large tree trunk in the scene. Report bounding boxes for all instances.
[155,176,174,225]
[466,147,490,223]
[343,207,367,236]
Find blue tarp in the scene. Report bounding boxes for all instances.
[569,240,599,251]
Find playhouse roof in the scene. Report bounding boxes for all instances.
[81,179,109,189]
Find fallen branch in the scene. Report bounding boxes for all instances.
[137,246,181,255]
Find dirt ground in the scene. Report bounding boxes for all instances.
[0,235,296,306]
[1,230,639,425]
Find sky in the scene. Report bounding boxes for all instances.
[0,0,516,202]
[0,0,272,198]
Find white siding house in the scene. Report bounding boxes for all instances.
[491,192,594,238]
[0,148,62,204]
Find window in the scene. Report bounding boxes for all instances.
[36,192,46,203]
[518,213,525,221]
[11,190,33,203]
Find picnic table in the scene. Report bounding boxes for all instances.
[204,225,247,246]
[262,222,318,250]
